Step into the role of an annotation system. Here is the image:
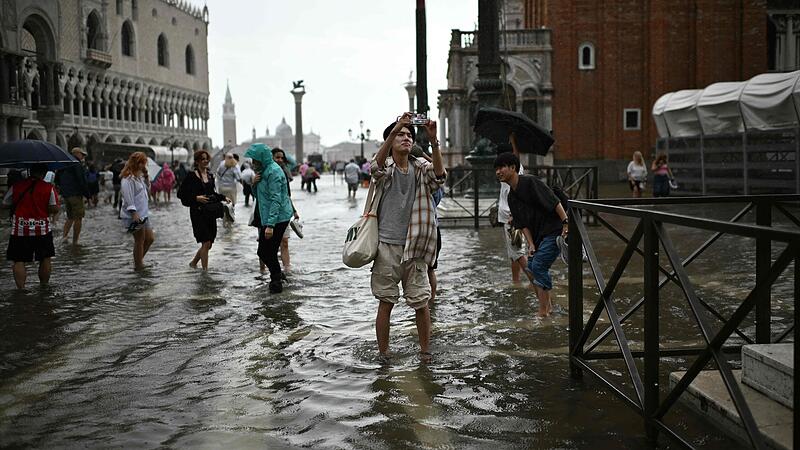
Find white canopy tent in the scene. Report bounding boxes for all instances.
[696,82,746,135]
[652,70,800,138]
[661,90,704,138]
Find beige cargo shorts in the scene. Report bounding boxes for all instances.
[370,242,430,310]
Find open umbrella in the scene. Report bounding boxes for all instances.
[473,107,554,155]
[0,139,80,170]
[146,157,162,183]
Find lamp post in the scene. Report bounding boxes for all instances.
[348,120,371,161]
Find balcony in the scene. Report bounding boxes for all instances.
[451,29,551,50]
[85,49,113,69]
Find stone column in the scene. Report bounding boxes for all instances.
[291,85,306,163]
[474,0,503,109]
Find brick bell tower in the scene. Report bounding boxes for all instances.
[222,80,237,148]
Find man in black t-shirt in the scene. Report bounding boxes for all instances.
[494,152,568,317]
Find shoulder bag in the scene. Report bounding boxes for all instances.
[342,178,383,268]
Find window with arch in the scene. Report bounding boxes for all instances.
[86,11,102,50]
[578,42,595,70]
[121,21,135,56]
[185,45,195,75]
[157,34,168,67]
[116,0,123,15]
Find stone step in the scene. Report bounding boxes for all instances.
[670,369,792,449]
[742,343,794,409]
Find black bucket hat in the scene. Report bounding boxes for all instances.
[382,121,416,141]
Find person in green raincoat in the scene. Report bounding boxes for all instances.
[244,143,294,293]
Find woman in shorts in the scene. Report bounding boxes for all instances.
[120,152,155,271]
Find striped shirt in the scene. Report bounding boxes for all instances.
[371,156,446,266]
[3,179,58,236]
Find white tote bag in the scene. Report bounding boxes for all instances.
[342,179,383,268]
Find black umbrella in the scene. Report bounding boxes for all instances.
[473,107,554,155]
[0,139,80,170]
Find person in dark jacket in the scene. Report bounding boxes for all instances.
[177,149,227,270]
[495,152,568,317]
[57,147,90,245]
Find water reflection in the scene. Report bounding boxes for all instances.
[0,177,767,449]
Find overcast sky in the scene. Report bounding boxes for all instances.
[204,0,478,148]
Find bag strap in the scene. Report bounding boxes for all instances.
[10,180,38,216]
[362,178,384,217]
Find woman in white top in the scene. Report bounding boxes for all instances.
[626,151,648,198]
[120,152,155,270]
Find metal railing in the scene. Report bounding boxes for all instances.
[442,165,600,228]
[567,194,800,449]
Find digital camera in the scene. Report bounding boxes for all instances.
[409,113,428,126]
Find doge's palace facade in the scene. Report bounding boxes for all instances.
[0,0,211,156]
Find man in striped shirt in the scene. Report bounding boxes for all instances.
[3,163,60,289]
[370,113,446,361]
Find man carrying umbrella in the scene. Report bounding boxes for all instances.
[57,147,90,245]
[2,163,60,289]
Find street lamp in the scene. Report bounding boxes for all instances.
[348,120,371,161]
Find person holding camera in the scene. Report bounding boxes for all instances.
[370,112,446,361]
[119,152,155,271]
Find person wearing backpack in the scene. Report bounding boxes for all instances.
[2,163,60,289]
[495,152,568,318]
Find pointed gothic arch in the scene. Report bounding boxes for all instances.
[157,33,169,67]
[121,20,135,57]
[86,10,104,51]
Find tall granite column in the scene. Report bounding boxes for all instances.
[291,83,306,163]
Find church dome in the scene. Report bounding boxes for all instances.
[276,117,293,138]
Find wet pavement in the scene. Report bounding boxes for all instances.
[1,174,789,449]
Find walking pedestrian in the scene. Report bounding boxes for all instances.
[299,161,309,191]
[99,165,114,205]
[177,149,227,270]
[119,152,155,271]
[151,163,175,204]
[216,153,242,206]
[344,159,360,198]
[86,163,100,207]
[111,158,124,210]
[370,113,446,361]
[57,147,90,245]
[651,152,674,197]
[3,163,59,289]
[271,148,300,273]
[496,142,528,284]
[240,162,255,207]
[627,151,647,198]
[244,143,293,293]
[495,152,568,317]
[305,165,319,193]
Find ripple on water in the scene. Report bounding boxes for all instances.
[0,179,763,449]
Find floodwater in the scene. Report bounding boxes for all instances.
[1,174,792,449]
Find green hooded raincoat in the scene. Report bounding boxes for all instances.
[244,143,293,227]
